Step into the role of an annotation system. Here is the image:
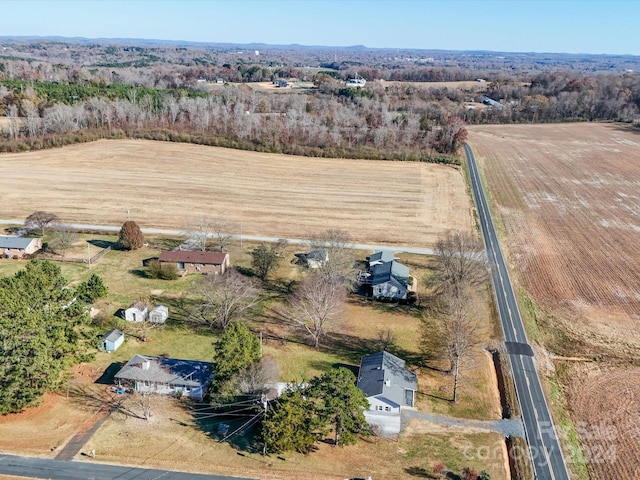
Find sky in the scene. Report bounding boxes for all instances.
[2,0,639,56]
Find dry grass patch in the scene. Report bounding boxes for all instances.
[0,139,471,246]
[468,122,640,355]
[84,393,507,480]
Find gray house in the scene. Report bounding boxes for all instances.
[359,251,412,300]
[357,351,417,434]
[102,329,125,352]
[114,354,214,400]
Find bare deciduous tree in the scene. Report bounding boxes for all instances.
[196,269,261,331]
[211,219,237,252]
[307,229,356,285]
[183,215,213,252]
[434,289,479,403]
[431,231,488,298]
[25,211,60,236]
[237,355,280,396]
[49,224,78,259]
[283,274,346,348]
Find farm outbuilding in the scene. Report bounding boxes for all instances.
[102,329,125,352]
[124,301,148,322]
[149,305,169,324]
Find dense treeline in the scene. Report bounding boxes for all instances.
[0,75,468,160]
[0,41,639,160]
[470,72,640,124]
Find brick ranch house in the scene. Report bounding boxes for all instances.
[0,236,42,259]
[158,250,230,275]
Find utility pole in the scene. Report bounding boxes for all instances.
[262,394,268,456]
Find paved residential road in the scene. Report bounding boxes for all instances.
[0,453,256,480]
[464,144,570,480]
[0,220,435,256]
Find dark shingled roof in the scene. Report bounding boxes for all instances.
[357,351,417,406]
[159,250,228,265]
[114,354,213,388]
[103,329,124,342]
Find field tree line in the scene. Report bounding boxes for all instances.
[1,45,638,159]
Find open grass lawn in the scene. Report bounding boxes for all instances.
[0,233,506,478]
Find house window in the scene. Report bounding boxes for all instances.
[385,406,390,412]
[377,405,383,411]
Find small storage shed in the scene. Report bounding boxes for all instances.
[103,329,125,352]
[125,301,148,322]
[149,305,169,324]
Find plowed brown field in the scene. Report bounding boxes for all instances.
[0,139,471,246]
[468,122,640,479]
[567,365,640,480]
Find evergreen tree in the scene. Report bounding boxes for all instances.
[306,367,370,446]
[260,387,319,454]
[0,260,93,414]
[77,273,108,303]
[211,322,261,398]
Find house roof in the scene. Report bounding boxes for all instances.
[159,250,228,265]
[103,329,124,342]
[370,260,409,286]
[0,236,38,249]
[127,301,147,312]
[357,351,417,406]
[114,354,213,388]
[150,305,168,314]
[367,250,396,264]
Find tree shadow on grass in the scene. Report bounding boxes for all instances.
[95,362,124,385]
[191,402,264,454]
[404,466,439,478]
[87,239,116,249]
[128,268,149,278]
[320,331,426,369]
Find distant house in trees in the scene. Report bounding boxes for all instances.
[158,251,229,275]
[124,301,148,322]
[358,250,413,300]
[149,305,169,324]
[0,236,42,259]
[114,354,214,400]
[294,249,328,269]
[356,351,417,435]
[102,329,125,352]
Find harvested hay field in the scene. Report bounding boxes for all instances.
[566,365,640,480]
[468,123,640,354]
[0,139,471,246]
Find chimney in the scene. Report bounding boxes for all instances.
[142,359,151,371]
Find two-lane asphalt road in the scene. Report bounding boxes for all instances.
[464,144,570,480]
